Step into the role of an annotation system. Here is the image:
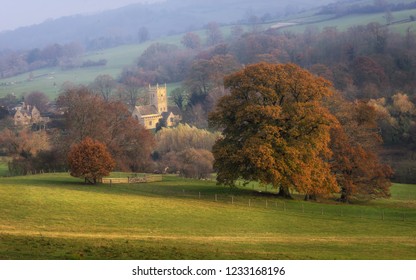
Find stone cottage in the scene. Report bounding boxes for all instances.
[13,103,42,126]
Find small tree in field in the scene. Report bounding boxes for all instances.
[68,137,115,184]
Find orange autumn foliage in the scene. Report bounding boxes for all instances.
[328,96,392,202]
[68,137,115,184]
[209,62,339,198]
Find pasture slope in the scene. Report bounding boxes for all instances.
[0,173,415,260]
[0,34,183,99]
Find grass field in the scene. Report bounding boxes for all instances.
[282,8,416,33]
[0,41,154,99]
[0,158,9,177]
[0,173,415,260]
[0,35,184,99]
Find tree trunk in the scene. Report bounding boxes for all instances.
[85,177,95,185]
[278,186,292,199]
[338,187,350,203]
[304,194,317,201]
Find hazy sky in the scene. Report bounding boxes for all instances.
[0,0,163,32]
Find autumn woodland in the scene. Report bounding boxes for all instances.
[0,0,416,260]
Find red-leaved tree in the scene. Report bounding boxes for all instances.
[68,137,115,184]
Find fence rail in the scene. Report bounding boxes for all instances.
[101,178,129,184]
[101,174,163,184]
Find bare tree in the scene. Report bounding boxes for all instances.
[24,91,49,113]
[205,22,224,46]
[91,74,116,102]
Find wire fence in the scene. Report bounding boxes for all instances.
[2,170,415,223]
[143,187,416,223]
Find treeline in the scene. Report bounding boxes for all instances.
[0,86,155,175]
[0,86,219,179]
[85,26,150,51]
[0,42,84,78]
[121,21,416,125]
[115,20,416,182]
[319,0,416,16]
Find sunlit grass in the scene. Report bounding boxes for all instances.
[0,173,415,259]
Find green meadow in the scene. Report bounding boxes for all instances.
[282,8,416,33]
[0,159,10,177]
[0,173,415,259]
[0,43,152,99]
[0,35,184,99]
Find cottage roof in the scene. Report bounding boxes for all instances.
[167,106,181,116]
[161,111,174,120]
[14,104,39,116]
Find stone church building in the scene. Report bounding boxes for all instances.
[132,84,181,130]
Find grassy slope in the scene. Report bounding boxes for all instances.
[0,173,415,260]
[282,8,416,33]
[0,34,184,99]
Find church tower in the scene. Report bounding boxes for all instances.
[149,84,167,114]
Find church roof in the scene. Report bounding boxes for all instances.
[135,105,159,116]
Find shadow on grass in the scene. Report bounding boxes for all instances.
[0,173,287,203]
[4,173,416,221]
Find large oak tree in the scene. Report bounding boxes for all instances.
[209,63,338,198]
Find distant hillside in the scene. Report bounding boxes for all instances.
[2,0,416,99]
[0,0,334,50]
